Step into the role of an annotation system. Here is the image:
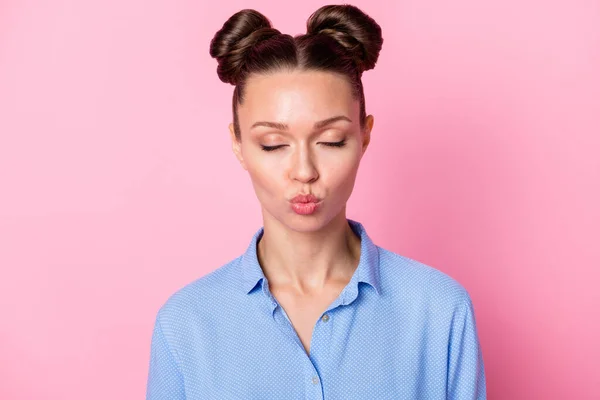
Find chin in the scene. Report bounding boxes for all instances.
[269,207,343,233]
[286,215,329,232]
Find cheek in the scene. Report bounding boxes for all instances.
[244,153,284,193]
[321,150,361,184]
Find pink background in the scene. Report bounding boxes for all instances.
[1,0,599,398]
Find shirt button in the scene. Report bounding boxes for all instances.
[321,314,330,322]
[312,376,319,384]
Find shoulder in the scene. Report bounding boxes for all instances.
[154,255,243,324]
[377,246,469,309]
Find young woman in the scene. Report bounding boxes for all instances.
[146,4,486,399]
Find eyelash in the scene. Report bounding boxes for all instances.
[260,140,347,152]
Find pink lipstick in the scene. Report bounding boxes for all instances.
[289,194,322,215]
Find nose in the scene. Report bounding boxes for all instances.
[289,143,319,183]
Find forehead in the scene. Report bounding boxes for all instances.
[238,70,358,130]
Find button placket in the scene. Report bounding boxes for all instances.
[310,309,335,393]
[305,359,323,399]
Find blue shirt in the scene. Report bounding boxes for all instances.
[146,219,486,399]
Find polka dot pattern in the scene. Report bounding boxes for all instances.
[146,219,487,399]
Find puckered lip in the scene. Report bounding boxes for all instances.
[289,193,321,203]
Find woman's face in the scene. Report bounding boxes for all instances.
[229,70,374,232]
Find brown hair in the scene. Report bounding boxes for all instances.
[209,4,383,141]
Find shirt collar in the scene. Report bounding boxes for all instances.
[240,219,381,296]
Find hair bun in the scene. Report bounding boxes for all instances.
[306,4,383,73]
[209,9,280,85]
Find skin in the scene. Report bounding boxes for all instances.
[228,69,374,354]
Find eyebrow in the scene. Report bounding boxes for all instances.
[250,115,352,131]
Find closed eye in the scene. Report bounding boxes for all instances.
[321,139,347,148]
[260,144,287,152]
[260,139,347,152]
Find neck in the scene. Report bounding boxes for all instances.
[257,210,361,294]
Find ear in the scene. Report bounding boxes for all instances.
[229,123,247,170]
[361,114,374,156]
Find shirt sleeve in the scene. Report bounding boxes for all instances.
[447,291,487,399]
[146,313,186,399]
